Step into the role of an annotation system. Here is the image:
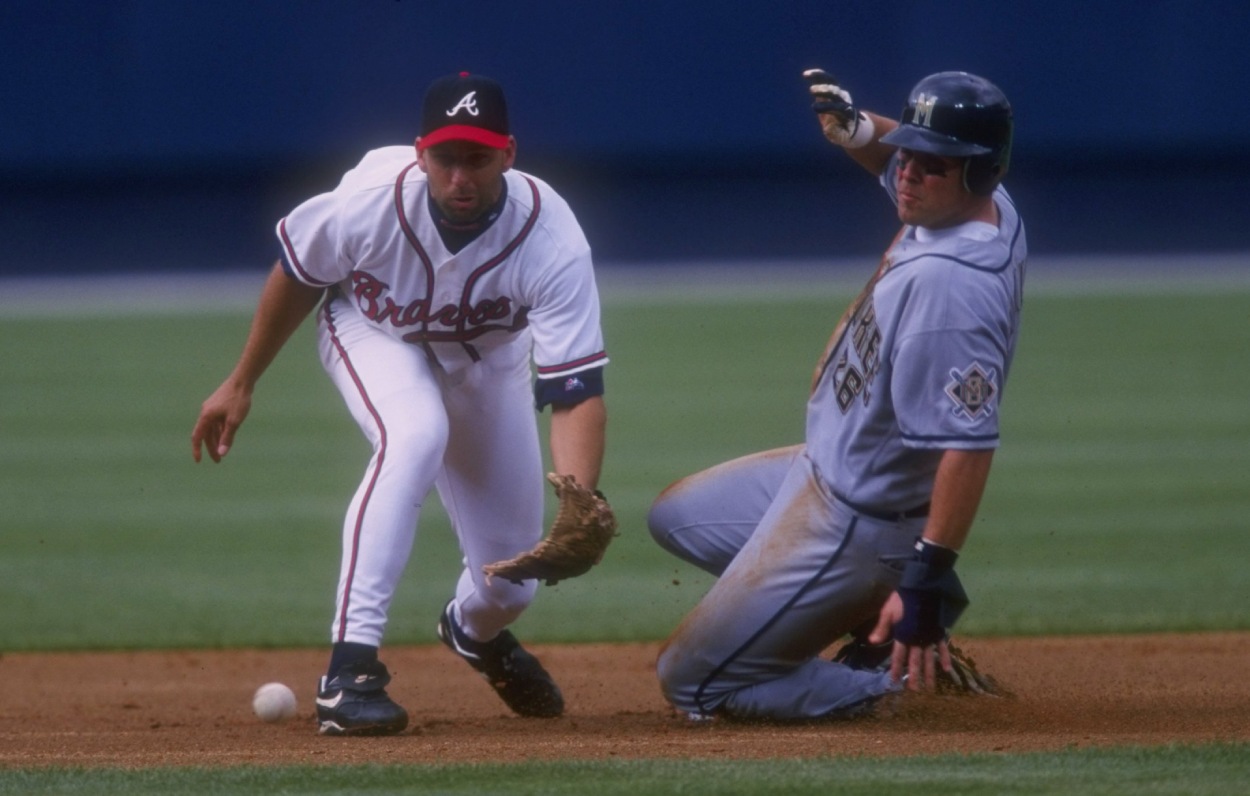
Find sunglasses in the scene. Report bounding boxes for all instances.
[897,149,958,178]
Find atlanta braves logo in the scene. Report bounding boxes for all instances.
[446,91,480,117]
[945,362,997,420]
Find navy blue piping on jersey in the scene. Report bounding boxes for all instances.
[692,517,859,717]
[902,430,999,446]
[888,250,1006,275]
[887,197,1024,276]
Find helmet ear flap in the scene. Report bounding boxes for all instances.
[963,134,1011,195]
[963,158,1002,196]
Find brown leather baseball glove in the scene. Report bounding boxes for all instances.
[938,641,1011,697]
[482,473,618,586]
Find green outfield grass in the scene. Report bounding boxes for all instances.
[2,284,1249,649]
[2,276,1248,791]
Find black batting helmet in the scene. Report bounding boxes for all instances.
[880,71,1012,196]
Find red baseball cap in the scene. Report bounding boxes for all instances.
[418,72,511,151]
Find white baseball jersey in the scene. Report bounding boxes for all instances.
[273,146,607,649]
[278,145,607,380]
[805,155,1027,512]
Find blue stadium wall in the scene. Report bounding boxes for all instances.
[2,1,1247,276]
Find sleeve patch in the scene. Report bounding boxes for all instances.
[945,362,998,420]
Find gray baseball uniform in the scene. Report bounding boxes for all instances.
[648,154,1027,720]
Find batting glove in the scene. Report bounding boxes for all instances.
[802,68,875,149]
[894,539,969,646]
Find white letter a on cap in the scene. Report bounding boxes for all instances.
[446,91,480,117]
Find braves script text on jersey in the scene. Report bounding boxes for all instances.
[279,146,608,647]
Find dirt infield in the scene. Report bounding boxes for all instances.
[3,632,1248,769]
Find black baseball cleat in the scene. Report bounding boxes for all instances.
[315,659,409,736]
[437,601,564,718]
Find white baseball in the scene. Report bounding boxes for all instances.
[252,682,298,723]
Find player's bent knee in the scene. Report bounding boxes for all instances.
[646,503,674,547]
[384,423,449,460]
[479,575,538,615]
[654,644,686,706]
[646,495,673,535]
[647,500,730,574]
[375,428,449,484]
[654,639,710,713]
[647,498,692,555]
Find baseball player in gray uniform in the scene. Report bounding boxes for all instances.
[192,72,609,735]
[647,70,1025,721]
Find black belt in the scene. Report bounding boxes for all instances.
[835,493,930,522]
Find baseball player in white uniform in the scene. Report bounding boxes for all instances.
[192,72,609,735]
[647,70,1025,721]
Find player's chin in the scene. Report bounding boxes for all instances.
[444,200,483,221]
[896,199,931,227]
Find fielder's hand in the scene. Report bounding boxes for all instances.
[192,379,253,463]
[802,68,874,148]
[483,473,618,586]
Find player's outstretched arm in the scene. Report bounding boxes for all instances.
[801,69,899,176]
[191,262,324,463]
[548,395,606,491]
[841,111,898,175]
[481,396,614,586]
